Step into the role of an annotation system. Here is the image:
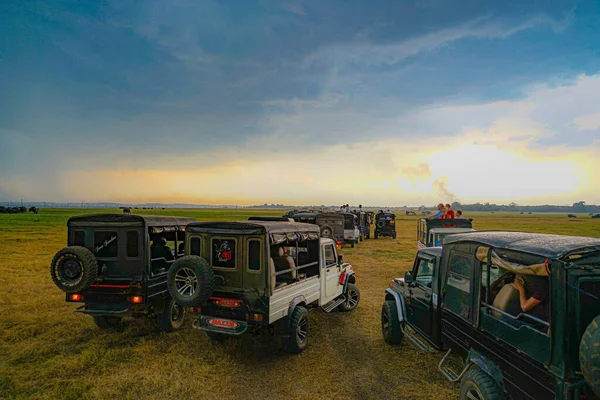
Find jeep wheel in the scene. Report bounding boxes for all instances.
[206,330,227,342]
[351,242,355,248]
[459,368,503,400]
[93,316,122,329]
[157,297,185,332]
[374,232,378,239]
[339,283,360,312]
[320,225,334,238]
[167,256,214,306]
[392,232,397,239]
[281,306,309,354]
[580,315,600,396]
[381,300,403,345]
[50,246,98,292]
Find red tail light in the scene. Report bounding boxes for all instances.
[339,271,347,285]
[186,307,202,313]
[247,313,264,321]
[131,296,143,304]
[70,294,83,301]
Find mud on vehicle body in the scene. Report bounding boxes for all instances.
[50,214,196,332]
[167,219,360,353]
[417,218,474,249]
[382,231,600,399]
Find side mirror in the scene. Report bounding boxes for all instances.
[338,255,344,264]
[404,271,414,285]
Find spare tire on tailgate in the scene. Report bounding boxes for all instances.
[580,314,600,396]
[167,256,215,306]
[50,246,98,292]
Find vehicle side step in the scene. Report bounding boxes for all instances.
[401,325,437,354]
[438,349,472,383]
[321,295,346,313]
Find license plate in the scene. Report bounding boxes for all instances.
[206,318,240,329]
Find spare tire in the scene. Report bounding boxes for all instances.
[376,220,386,228]
[320,225,334,238]
[580,315,600,396]
[167,256,215,306]
[50,246,98,292]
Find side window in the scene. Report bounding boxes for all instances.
[126,231,139,258]
[415,257,434,287]
[73,231,85,247]
[324,245,336,267]
[211,238,236,269]
[94,231,118,258]
[445,252,473,320]
[248,240,261,271]
[190,237,201,256]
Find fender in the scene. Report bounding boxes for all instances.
[287,295,307,328]
[342,270,356,293]
[468,348,504,390]
[385,288,407,322]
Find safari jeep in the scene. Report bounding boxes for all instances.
[381,231,600,399]
[166,219,359,353]
[417,218,474,249]
[50,214,196,331]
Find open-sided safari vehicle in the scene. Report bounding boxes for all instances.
[381,231,600,399]
[375,212,396,239]
[50,214,196,331]
[417,218,474,249]
[166,219,360,353]
[314,212,344,241]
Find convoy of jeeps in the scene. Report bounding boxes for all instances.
[49,209,600,399]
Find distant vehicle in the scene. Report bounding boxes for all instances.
[592,214,600,219]
[50,214,196,332]
[375,212,396,239]
[382,231,600,399]
[417,218,474,249]
[352,211,370,240]
[167,220,359,353]
[406,211,417,216]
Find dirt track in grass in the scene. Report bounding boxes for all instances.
[1,209,599,399]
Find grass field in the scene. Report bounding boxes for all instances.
[1,209,599,400]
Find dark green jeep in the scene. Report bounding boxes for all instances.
[50,214,196,331]
[381,231,600,399]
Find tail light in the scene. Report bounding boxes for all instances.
[69,294,83,301]
[130,296,143,304]
[186,307,202,313]
[339,271,347,285]
[247,313,264,321]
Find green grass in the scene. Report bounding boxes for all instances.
[1,209,599,399]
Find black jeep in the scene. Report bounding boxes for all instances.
[374,212,396,239]
[50,214,196,331]
[381,231,600,399]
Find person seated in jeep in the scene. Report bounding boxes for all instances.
[513,275,549,323]
[151,237,174,271]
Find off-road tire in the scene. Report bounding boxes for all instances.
[50,246,98,292]
[93,316,122,329]
[281,306,309,354]
[157,297,186,332]
[320,225,334,238]
[206,330,227,342]
[339,283,360,312]
[376,220,386,229]
[350,242,355,248]
[381,300,403,344]
[374,232,379,239]
[580,315,600,396]
[459,368,503,400]
[167,256,214,306]
[392,232,397,239]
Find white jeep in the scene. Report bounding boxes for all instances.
[166,218,359,353]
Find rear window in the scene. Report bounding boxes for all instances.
[211,238,236,269]
[94,231,118,258]
[248,240,261,271]
[73,230,85,247]
[190,237,201,256]
[126,231,139,258]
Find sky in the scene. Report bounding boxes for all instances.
[1,0,600,206]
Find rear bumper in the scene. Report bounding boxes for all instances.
[74,305,133,317]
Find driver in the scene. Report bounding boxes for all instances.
[512,275,549,322]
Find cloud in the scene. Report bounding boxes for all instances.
[573,111,600,131]
[402,163,432,180]
[280,2,306,16]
